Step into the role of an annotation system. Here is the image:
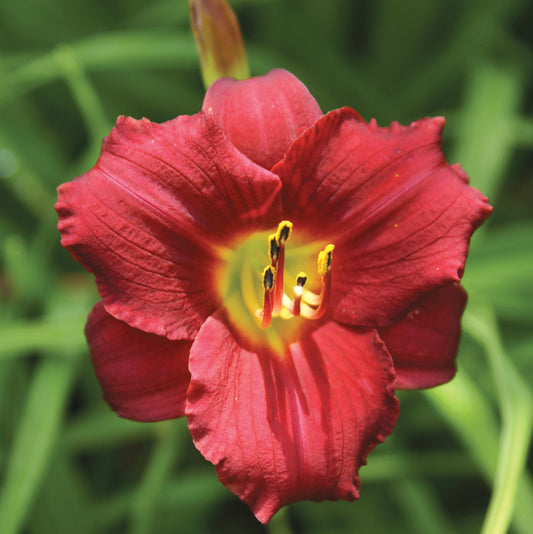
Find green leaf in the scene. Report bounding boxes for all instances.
[0,357,76,534]
[0,31,197,104]
[424,372,500,480]
[390,479,456,534]
[463,305,533,534]
[53,44,111,147]
[129,419,187,534]
[0,315,87,359]
[452,63,522,204]
[28,447,94,534]
[425,305,533,534]
[63,409,154,452]
[464,223,533,321]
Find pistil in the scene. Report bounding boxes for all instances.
[290,272,307,317]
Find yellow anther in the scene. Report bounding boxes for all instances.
[317,244,335,276]
[275,220,293,244]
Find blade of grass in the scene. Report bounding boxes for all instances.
[28,447,93,534]
[452,63,522,205]
[0,161,55,220]
[425,327,533,534]
[395,0,521,116]
[92,471,228,532]
[514,117,533,148]
[0,360,28,470]
[0,31,198,104]
[0,314,87,358]
[63,409,154,452]
[361,450,476,481]
[463,305,533,534]
[129,419,186,534]
[54,44,111,148]
[267,507,293,534]
[424,372,499,477]
[0,357,77,534]
[464,223,533,322]
[391,479,456,534]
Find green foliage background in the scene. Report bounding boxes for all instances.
[1,0,532,532]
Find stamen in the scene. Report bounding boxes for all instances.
[256,221,334,328]
[302,244,334,320]
[291,272,307,317]
[272,221,292,316]
[263,265,275,291]
[317,244,334,276]
[276,220,292,244]
[260,265,275,328]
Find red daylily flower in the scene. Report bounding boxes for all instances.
[56,69,491,523]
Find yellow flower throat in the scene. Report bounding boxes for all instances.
[217,220,334,352]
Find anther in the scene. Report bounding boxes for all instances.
[276,220,292,244]
[263,265,274,291]
[317,244,335,276]
[302,244,335,320]
[268,234,279,265]
[296,273,307,287]
[260,265,275,328]
[272,221,292,316]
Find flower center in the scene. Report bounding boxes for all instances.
[217,221,334,351]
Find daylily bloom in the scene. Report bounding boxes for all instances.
[56,69,492,523]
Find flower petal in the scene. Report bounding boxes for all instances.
[273,108,492,326]
[186,312,398,523]
[378,283,467,389]
[56,112,282,340]
[86,302,192,422]
[203,69,323,169]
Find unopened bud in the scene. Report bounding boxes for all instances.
[189,0,250,88]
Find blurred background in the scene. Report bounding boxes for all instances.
[1,0,532,533]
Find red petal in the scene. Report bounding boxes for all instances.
[203,69,323,169]
[56,112,282,340]
[86,301,192,422]
[186,313,398,523]
[378,283,467,389]
[273,108,492,326]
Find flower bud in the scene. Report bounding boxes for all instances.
[189,0,250,88]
